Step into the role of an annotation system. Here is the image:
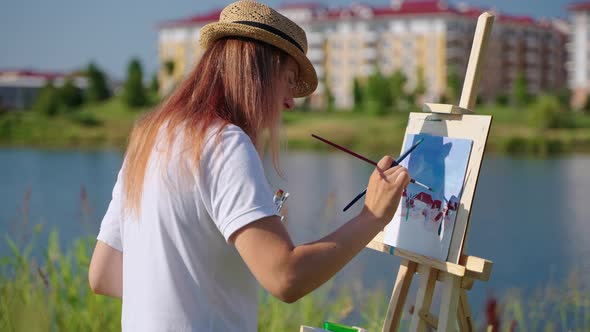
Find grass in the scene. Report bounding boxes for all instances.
[0,228,381,331]
[1,230,590,331]
[0,231,122,331]
[2,97,590,156]
[283,105,590,157]
[499,272,590,331]
[0,98,142,150]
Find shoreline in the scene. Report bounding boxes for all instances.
[2,135,590,157]
[2,99,590,157]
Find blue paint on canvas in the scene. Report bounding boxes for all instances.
[383,133,473,261]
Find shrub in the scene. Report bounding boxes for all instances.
[498,135,566,157]
[59,78,84,110]
[34,81,60,116]
[495,94,509,106]
[528,95,565,130]
[70,112,102,127]
[498,136,529,155]
[365,99,388,116]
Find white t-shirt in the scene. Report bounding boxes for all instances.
[97,124,279,331]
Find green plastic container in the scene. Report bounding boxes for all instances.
[322,321,358,332]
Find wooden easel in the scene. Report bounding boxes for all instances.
[366,12,495,332]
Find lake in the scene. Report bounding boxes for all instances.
[1,148,589,316]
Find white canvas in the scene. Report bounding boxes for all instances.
[383,133,473,261]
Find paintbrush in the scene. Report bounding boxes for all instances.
[311,134,434,211]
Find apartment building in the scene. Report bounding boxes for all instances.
[569,2,590,107]
[157,1,567,109]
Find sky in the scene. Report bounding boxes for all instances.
[0,0,576,81]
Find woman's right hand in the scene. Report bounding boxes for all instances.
[361,155,411,225]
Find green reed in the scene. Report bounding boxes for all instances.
[1,229,589,331]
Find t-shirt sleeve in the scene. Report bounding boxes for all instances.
[197,126,279,242]
[97,169,124,252]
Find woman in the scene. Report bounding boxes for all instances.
[88,1,410,331]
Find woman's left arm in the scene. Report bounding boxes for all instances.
[89,240,123,298]
[90,168,124,298]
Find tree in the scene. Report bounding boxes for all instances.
[148,73,160,105]
[160,60,177,96]
[59,78,84,110]
[390,70,408,111]
[583,96,590,114]
[123,58,148,108]
[300,96,311,111]
[34,81,60,116]
[365,70,391,115]
[86,62,111,103]
[512,71,530,107]
[0,96,5,114]
[164,60,175,77]
[352,77,364,111]
[414,66,427,99]
[556,88,571,109]
[324,86,335,112]
[446,66,462,105]
[150,73,160,95]
[495,94,509,106]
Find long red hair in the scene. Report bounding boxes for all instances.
[123,37,288,217]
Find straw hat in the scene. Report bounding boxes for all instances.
[199,0,318,98]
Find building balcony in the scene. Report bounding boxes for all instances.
[360,64,375,76]
[363,31,378,43]
[307,49,324,62]
[526,71,541,81]
[526,37,540,47]
[504,52,519,63]
[314,66,324,78]
[308,32,324,45]
[362,48,378,60]
[505,37,519,47]
[314,82,325,93]
[445,30,464,40]
[525,54,539,64]
[446,47,467,58]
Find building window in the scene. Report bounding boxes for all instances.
[331,41,343,49]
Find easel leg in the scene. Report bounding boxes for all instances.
[409,266,437,332]
[382,260,417,332]
[457,289,474,332]
[438,275,461,332]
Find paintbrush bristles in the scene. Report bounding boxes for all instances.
[411,179,434,192]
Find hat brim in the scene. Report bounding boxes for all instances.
[199,22,318,98]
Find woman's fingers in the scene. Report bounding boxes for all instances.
[363,156,411,225]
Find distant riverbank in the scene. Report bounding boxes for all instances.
[2,97,590,156]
